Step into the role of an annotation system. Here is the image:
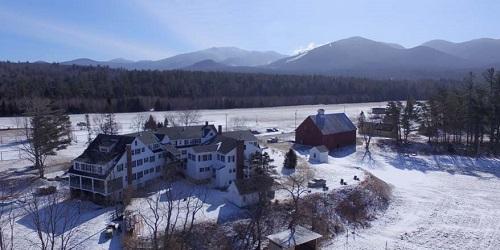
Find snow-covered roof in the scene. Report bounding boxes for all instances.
[312,145,329,153]
[308,112,356,135]
[266,225,322,248]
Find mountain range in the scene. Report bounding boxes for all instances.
[62,47,286,70]
[59,37,500,79]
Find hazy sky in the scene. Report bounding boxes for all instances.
[1,0,499,62]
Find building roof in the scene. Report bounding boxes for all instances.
[223,130,258,141]
[191,134,240,154]
[308,113,356,135]
[73,134,134,165]
[266,225,322,248]
[123,131,159,145]
[312,145,329,153]
[164,144,180,155]
[155,125,216,140]
[371,107,387,114]
[235,175,274,195]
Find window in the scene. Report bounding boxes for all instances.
[132,161,137,168]
[131,150,134,155]
[184,139,189,145]
[132,173,137,180]
[182,150,187,155]
[137,159,143,166]
[205,167,210,171]
[217,154,220,160]
[74,162,80,170]
[117,164,123,172]
[144,157,149,163]
[229,180,232,184]
[137,172,143,179]
[203,155,208,161]
[135,149,140,154]
[150,156,155,162]
[221,155,225,162]
[135,141,137,146]
[208,154,212,161]
[200,168,204,172]
[156,166,160,172]
[98,167,102,174]
[198,155,201,161]
[142,147,145,152]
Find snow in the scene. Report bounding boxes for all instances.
[325,141,500,250]
[1,101,499,249]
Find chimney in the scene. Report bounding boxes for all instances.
[316,109,325,127]
[205,121,208,126]
[126,144,133,186]
[236,140,244,180]
[218,125,222,134]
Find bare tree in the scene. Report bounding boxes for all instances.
[84,114,92,144]
[138,188,165,250]
[175,110,201,127]
[358,111,374,151]
[21,190,81,250]
[280,167,313,234]
[93,113,121,135]
[0,182,20,250]
[130,114,146,133]
[231,116,248,130]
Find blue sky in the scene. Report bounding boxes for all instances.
[1,0,499,62]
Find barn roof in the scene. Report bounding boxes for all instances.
[308,113,356,135]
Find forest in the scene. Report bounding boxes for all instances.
[357,68,500,155]
[0,62,457,116]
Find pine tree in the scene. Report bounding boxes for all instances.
[144,115,158,131]
[385,101,402,142]
[22,101,72,178]
[283,149,297,169]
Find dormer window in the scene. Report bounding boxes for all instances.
[99,146,109,153]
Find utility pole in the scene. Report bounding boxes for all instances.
[225,113,228,132]
[294,110,297,130]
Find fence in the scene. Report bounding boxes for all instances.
[0,149,23,161]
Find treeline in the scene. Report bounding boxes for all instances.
[0,61,456,116]
[418,69,500,154]
[371,68,500,155]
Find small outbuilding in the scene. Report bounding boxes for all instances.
[309,145,329,163]
[266,225,322,250]
[226,175,274,208]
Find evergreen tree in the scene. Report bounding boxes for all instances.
[21,101,72,178]
[283,149,297,169]
[144,115,158,131]
[385,101,403,142]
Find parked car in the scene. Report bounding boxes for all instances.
[307,178,326,188]
[35,186,57,196]
[105,222,120,238]
[251,130,260,135]
[266,137,278,143]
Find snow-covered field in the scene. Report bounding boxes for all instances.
[1,101,500,249]
[326,141,500,250]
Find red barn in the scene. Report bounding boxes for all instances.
[295,109,356,150]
